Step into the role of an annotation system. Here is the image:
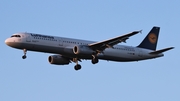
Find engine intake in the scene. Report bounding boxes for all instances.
[73,45,94,55]
[48,55,70,65]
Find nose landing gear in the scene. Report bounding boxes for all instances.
[22,55,27,59]
[22,49,27,59]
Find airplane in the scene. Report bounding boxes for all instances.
[5,26,174,70]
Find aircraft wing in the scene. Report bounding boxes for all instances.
[88,30,141,53]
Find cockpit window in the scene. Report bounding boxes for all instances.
[11,35,21,38]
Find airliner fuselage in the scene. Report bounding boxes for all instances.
[5,27,173,70]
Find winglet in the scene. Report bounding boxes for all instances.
[149,47,174,54]
[139,30,142,34]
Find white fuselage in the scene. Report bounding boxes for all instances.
[5,33,163,62]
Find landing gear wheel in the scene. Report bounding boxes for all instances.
[74,64,81,71]
[22,49,27,59]
[22,55,27,59]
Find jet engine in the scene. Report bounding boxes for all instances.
[73,45,94,55]
[48,55,70,65]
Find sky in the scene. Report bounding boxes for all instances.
[1,0,179,101]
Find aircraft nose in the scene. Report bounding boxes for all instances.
[5,38,11,46]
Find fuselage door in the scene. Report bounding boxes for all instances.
[26,35,31,42]
[59,37,63,46]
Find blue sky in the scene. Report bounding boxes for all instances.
[1,0,179,101]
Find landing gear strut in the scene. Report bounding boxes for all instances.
[73,58,82,71]
[92,55,99,64]
[22,49,27,59]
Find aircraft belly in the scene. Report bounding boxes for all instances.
[13,42,64,54]
[100,49,136,62]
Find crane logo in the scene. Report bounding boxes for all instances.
[148,33,157,44]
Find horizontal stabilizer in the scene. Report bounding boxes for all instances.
[149,47,174,54]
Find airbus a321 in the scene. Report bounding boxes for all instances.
[5,26,174,70]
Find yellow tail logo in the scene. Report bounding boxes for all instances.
[148,33,157,44]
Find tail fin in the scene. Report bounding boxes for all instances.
[137,26,160,50]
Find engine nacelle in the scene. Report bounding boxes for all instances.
[73,45,94,55]
[48,55,70,65]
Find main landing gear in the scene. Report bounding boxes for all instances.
[73,58,82,71]
[22,49,27,59]
[74,64,81,71]
[91,55,99,64]
[73,55,99,71]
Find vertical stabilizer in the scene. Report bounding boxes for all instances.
[137,26,160,50]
